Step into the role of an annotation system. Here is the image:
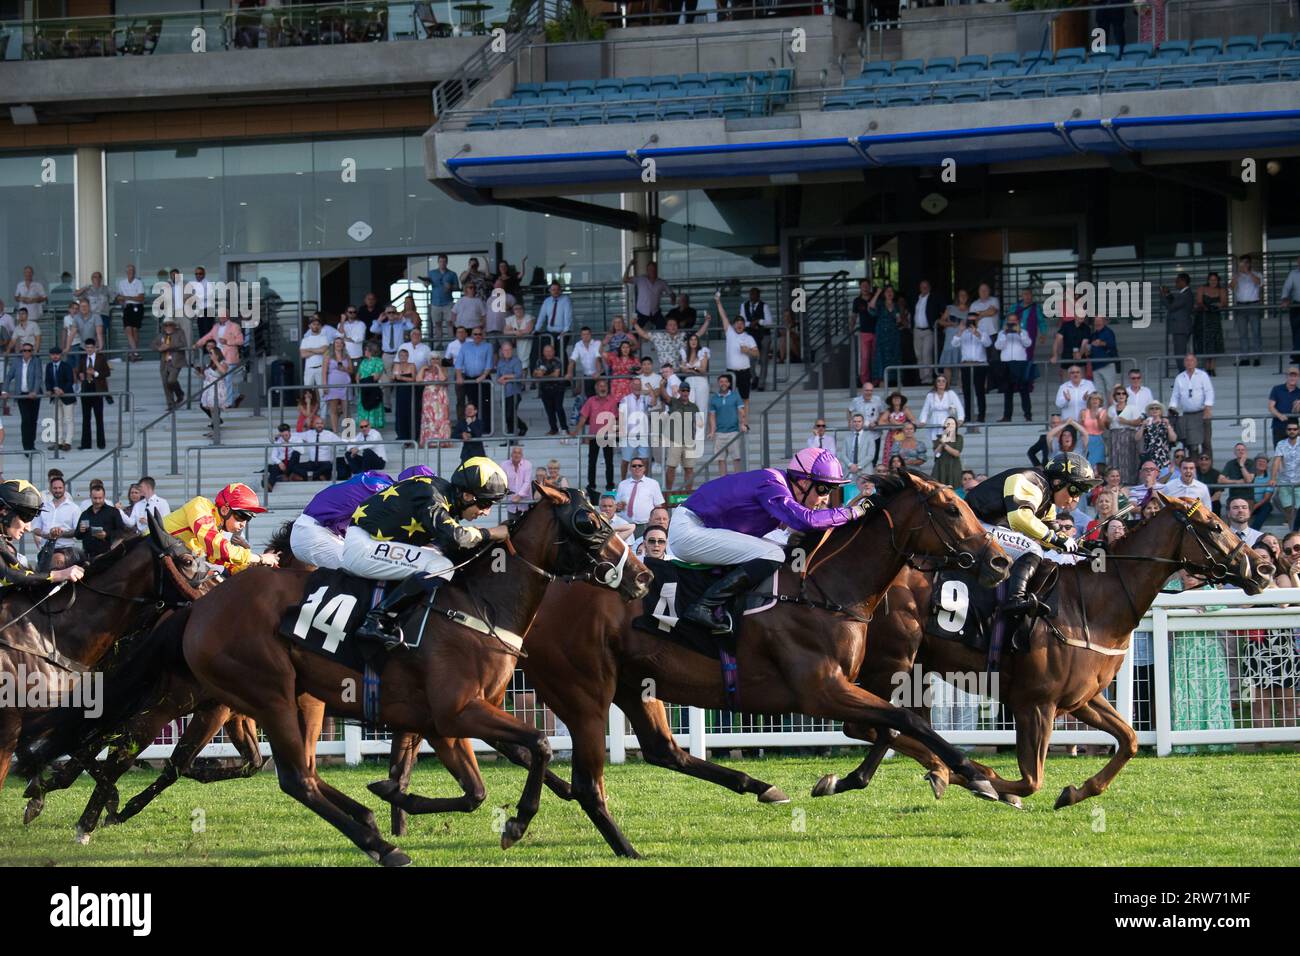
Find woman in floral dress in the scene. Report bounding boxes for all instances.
[419,358,451,448]
[605,339,640,402]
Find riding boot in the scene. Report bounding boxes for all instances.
[1000,552,1044,617]
[681,558,783,636]
[355,574,437,650]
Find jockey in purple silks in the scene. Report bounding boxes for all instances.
[289,465,432,569]
[668,447,873,634]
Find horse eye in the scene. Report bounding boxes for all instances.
[948,505,960,516]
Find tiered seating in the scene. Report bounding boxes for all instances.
[823,32,1300,112]
[466,69,795,129]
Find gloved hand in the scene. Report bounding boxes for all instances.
[1052,532,1080,553]
[850,497,876,520]
[484,524,511,544]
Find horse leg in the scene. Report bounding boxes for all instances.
[23,744,97,824]
[0,710,20,791]
[563,703,639,859]
[111,704,229,825]
[383,731,422,836]
[813,725,894,797]
[369,734,487,817]
[436,699,550,850]
[990,701,1056,800]
[616,688,789,804]
[193,714,265,781]
[74,745,139,843]
[489,741,575,800]
[806,678,999,801]
[1054,695,1138,809]
[261,703,407,866]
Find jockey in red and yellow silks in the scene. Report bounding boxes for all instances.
[162,482,278,573]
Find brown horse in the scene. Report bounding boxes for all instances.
[375,470,1012,857]
[52,484,649,865]
[809,494,1271,808]
[2,525,207,793]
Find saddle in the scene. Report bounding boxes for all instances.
[926,562,1059,656]
[633,557,780,659]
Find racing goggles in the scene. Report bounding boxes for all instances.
[231,509,257,522]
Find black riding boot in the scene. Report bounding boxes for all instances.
[355,575,437,650]
[1001,552,1044,616]
[682,559,783,635]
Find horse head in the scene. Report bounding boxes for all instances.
[1155,492,1267,594]
[145,506,213,603]
[525,482,652,600]
[875,468,1011,589]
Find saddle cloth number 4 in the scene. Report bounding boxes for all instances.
[294,585,359,653]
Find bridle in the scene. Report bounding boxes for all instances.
[885,486,997,574]
[1101,499,1251,584]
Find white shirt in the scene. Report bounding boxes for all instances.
[1233,269,1262,304]
[1162,476,1213,511]
[633,276,672,316]
[36,497,82,549]
[970,295,1000,321]
[339,318,367,360]
[292,428,342,463]
[300,330,331,372]
[637,372,662,404]
[805,431,838,456]
[452,296,487,329]
[444,337,465,364]
[1169,369,1214,413]
[919,389,964,429]
[400,342,432,373]
[1228,523,1263,547]
[82,283,111,316]
[0,311,13,338]
[994,328,1031,362]
[619,393,651,443]
[614,475,664,525]
[725,325,756,370]
[17,358,35,393]
[15,280,46,323]
[957,326,992,363]
[569,339,603,377]
[740,299,774,328]
[116,276,144,304]
[1126,384,1155,412]
[1056,378,1097,420]
[128,494,171,533]
[186,278,213,316]
[353,427,387,463]
[913,292,930,329]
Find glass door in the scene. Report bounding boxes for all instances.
[232,259,320,361]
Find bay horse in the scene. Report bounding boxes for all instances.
[2,524,207,794]
[812,494,1270,808]
[51,484,649,865]
[375,470,1013,858]
[21,516,313,839]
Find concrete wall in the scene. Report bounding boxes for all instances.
[0,36,484,112]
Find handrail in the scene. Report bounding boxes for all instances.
[185,439,416,501]
[139,357,247,478]
[432,0,546,123]
[64,391,137,500]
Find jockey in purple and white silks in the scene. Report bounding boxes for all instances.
[668,447,873,634]
[288,466,431,569]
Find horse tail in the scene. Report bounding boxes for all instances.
[14,608,193,779]
[266,520,296,568]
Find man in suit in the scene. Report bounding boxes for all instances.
[912,278,946,385]
[2,341,42,451]
[43,345,76,451]
[839,412,876,483]
[76,338,110,449]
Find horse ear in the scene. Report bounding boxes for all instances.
[145,506,166,549]
[1154,491,1172,507]
[533,480,566,504]
[898,466,914,488]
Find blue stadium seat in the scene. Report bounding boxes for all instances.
[496,114,525,129]
[954,55,986,75]
[679,72,707,90]
[1222,64,1264,84]
[1259,33,1292,52]
[628,87,657,101]
[606,102,638,123]
[1014,79,1048,99]
[880,87,925,107]
[1118,74,1158,91]
[1156,40,1189,58]
[988,51,1020,71]
[514,82,542,98]
[594,78,623,94]
[1051,77,1090,96]
[1054,47,1087,66]
[1190,38,1223,57]
[861,61,893,80]
[706,71,735,84]
[540,81,568,95]
[567,80,595,95]
[1019,54,1049,72]
[925,56,956,76]
[650,75,679,92]
[1038,63,1071,75]
[661,99,695,121]
[467,115,497,131]
[893,58,925,78]
[1212,49,1248,63]
[521,111,550,128]
[491,97,520,108]
[823,92,857,111]
[1225,35,1258,54]
[1121,41,1153,61]
[1087,50,1118,67]
[846,74,874,89]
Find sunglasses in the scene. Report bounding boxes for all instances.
[232,510,255,522]
[631,463,646,469]
[646,537,667,546]
[1285,545,1300,554]
[473,498,496,510]
[813,483,833,496]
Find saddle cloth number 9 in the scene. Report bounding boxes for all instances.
[294,585,359,654]
[936,578,970,634]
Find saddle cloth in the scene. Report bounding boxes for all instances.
[632,557,778,658]
[925,565,1058,654]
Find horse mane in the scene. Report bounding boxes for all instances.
[78,531,145,576]
[266,520,296,566]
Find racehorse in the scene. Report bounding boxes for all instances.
[813,494,1270,808]
[2,525,207,793]
[50,484,649,865]
[374,470,1012,858]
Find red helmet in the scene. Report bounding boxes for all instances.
[214,482,266,515]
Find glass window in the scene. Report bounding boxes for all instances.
[1,152,75,332]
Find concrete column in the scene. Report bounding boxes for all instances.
[74,146,105,284]
[627,190,654,272]
[1227,177,1265,261]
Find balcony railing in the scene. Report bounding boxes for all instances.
[0,0,522,61]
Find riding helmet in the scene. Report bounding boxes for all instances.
[0,479,43,522]
[1044,452,1102,494]
[450,457,509,503]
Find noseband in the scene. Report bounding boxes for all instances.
[885,488,991,573]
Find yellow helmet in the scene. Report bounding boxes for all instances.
[450,457,509,503]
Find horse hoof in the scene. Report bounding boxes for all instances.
[1000,794,1025,811]
[924,771,947,801]
[758,785,791,804]
[73,827,91,846]
[23,798,44,825]
[379,848,412,867]
[367,779,399,801]
[103,812,121,827]
[500,819,526,850]
[969,778,999,801]
[811,774,838,798]
[1054,786,1076,810]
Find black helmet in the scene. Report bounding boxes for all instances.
[449,456,509,504]
[1045,452,1101,495]
[0,479,43,522]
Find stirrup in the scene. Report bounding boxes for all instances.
[684,603,733,636]
[357,616,406,651]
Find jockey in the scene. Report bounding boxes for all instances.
[668,448,873,634]
[0,479,84,589]
[345,456,510,648]
[962,451,1102,615]
[290,470,396,569]
[163,482,279,574]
